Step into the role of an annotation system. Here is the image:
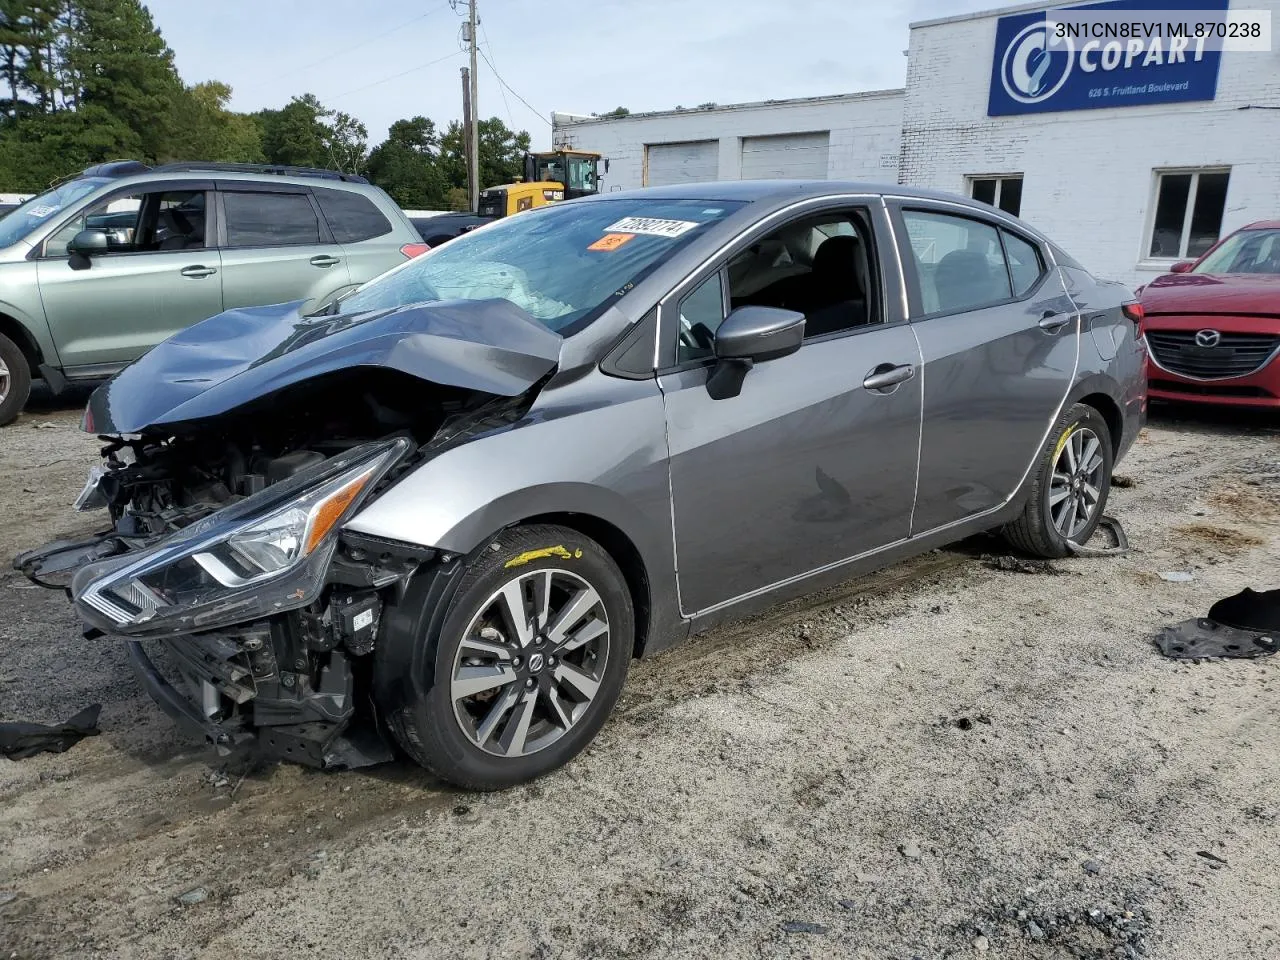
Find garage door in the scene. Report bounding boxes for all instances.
[645,140,719,186]
[740,132,830,180]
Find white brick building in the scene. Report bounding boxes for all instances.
[553,0,1280,289]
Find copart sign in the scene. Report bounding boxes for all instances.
[986,0,1227,116]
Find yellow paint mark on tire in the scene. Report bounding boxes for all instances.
[1053,425,1076,464]
[504,545,583,568]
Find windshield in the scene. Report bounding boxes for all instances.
[1194,228,1280,275]
[336,198,745,334]
[535,156,564,185]
[0,178,107,249]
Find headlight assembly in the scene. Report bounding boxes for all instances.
[72,438,410,636]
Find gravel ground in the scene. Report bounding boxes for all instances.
[1,398,1278,960]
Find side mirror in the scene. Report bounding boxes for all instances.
[1169,260,1194,274]
[68,228,109,256]
[706,306,805,400]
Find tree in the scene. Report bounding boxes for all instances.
[258,93,329,167]
[325,110,367,175]
[162,80,262,163]
[62,0,184,159]
[594,106,629,118]
[365,115,447,208]
[439,116,530,194]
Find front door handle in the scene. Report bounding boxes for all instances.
[310,255,341,268]
[862,363,915,392]
[180,265,217,278]
[1038,310,1073,333]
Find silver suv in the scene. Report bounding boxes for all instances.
[0,161,426,425]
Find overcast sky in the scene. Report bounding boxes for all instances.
[145,0,998,148]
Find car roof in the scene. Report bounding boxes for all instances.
[577,179,1051,240]
[81,169,382,195]
[1241,220,1280,230]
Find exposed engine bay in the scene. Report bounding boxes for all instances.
[17,368,540,770]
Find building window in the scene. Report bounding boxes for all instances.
[969,175,1022,217]
[1147,169,1230,260]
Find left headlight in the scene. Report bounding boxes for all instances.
[73,438,410,636]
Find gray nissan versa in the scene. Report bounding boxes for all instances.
[16,180,1147,789]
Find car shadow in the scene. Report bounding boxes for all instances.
[1147,400,1280,438]
[24,379,98,415]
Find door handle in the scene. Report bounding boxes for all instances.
[310,255,341,268]
[862,363,915,392]
[180,265,217,278]
[1038,310,1073,333]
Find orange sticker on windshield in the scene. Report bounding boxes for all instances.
[588,233,634,252]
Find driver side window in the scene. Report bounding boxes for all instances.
[44,190,206,258]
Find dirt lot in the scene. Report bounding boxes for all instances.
[1,397,1278,960]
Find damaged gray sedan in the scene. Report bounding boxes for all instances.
[17,181,1147,789]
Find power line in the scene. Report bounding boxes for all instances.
[478,25,515,129]
[476,45,549,126]
[247,3,453,93]
[326,50,464,102]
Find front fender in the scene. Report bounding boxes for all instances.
[0,294,59,369]
[345,373,685,654]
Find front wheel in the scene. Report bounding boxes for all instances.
[1003,403,1114,559]
[384,524,633,790]
[0,332,32,427]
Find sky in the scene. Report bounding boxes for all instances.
[145,0,999,149]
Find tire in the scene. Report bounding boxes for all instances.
[383,524,633,790]
[0,332,32,427]
[1003,403,1114,559]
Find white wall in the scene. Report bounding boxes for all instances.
[553,91,905,193]
[900,0,1280,289]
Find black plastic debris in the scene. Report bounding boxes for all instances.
[1156,620,1277,660]
[1155,587,1280,660]
[1065,515,1130,557]
[0,704,101,760]
[1207,588,1280,633]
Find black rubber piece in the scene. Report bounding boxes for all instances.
[380,524,633,790]
[1004,402,1114,559]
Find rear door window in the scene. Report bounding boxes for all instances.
[901,210,1012,315]
[1001,230,1046,296]
[314,187,393,243]
[223,191,321,247]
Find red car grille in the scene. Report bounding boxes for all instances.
[1146,330,1280,380]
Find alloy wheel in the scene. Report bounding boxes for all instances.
[0,353,9,404]
[450,568,610,758]
[1049,426,1105,541]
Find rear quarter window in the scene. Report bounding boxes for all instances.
[223,192,321,247]
[314,187,393,244]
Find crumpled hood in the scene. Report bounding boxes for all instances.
[1141,272,1280,316]
[86,297,563,434]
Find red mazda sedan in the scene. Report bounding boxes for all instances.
[1141,221,1280,408]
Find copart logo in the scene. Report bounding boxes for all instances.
[1001,20,1075,103]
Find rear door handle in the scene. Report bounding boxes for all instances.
[862,363,915,392]
[1038,310,1073,333]
[180,265,217,278]
[310,255,341,268]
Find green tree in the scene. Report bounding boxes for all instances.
[439,116,531,194]
[62,0,184,159]
[164,81,263,163]
[258,93,331,168]
[365,115,447,208]
[325,109,367,174]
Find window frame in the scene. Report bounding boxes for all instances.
[214,182,334,250]
[967,174,1024,217]
[888,201,1051,322]
[33,179,216,260]
[654,196,902,373]
[1143,166,1231,262]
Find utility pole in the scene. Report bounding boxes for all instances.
[466,0,480,212]
[460,66,473,209]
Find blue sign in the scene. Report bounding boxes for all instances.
[987,0,1226,116]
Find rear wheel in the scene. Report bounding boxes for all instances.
[0,332,32,427]
[1004,403,1113,559]
[384,524,632,790]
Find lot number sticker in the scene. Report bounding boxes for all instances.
[603,217,700,239]
[588,233,635,252]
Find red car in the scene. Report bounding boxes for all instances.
[1141,221,1280,408]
